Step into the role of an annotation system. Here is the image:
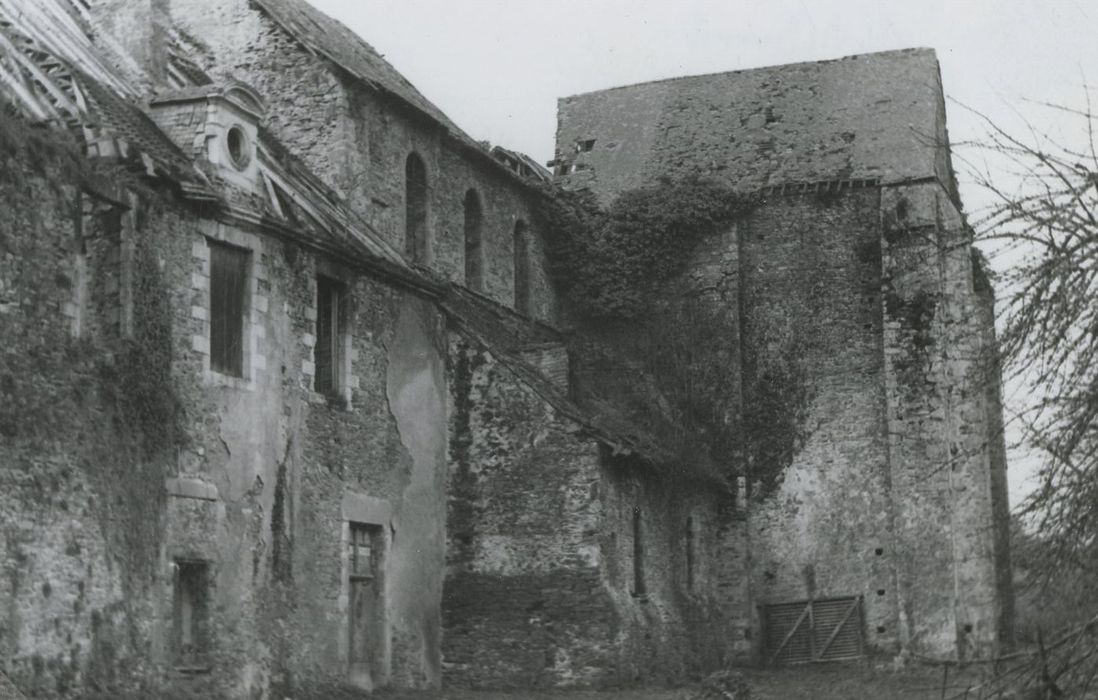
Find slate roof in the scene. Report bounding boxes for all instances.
[555,48,956,202]
[440,284,681,470]
[253,0,472,148]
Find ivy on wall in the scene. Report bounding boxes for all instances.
[533,178,757,484]
[742,342,812,498]
[534,177,755,319]
[1,106,187,690]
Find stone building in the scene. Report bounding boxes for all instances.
[0,0,1010,697]
[552,49,1014,662]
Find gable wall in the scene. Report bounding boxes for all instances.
[169,0,557,322]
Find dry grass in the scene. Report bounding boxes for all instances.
[378,662,988,700]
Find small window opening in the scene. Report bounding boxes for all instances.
[348,522,385,686]
[874,547,884,556]
[349,523,382,581]
[404,153,428,264]
[685,516,695,592]
[314,276,345,398]
[226,125,250,170]
[632,507,646,597]
[209,241,248,377]
[876,625,887,634]
[463,189,483,292]
[173,560,211,669]
[513,220,531,315]
[575,139,596,153]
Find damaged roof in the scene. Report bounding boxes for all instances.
[250,0,547,187]
[0,0,672,472]
[440,285,683,472]
[0,0,417,280]
[555,48,956,202]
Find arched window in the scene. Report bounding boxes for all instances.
[513,220,531,315]
[463,189,483,291]
[405,153,428,263]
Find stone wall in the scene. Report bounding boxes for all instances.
[553,48,949,205]
[552,48,1012,660]
[167,0,558,322]
[0,125,450,695]
[164,215,450,694]
[1,143,191,695]
[976,278,1014,650]
[735,189,898,650]
[445,334,736,688]
[879,180,1008,657]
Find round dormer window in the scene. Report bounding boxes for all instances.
[226,125,251,170]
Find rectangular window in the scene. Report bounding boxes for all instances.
[349,522,381,581]
[209,241,248,376]
[348,522,385,687]
[315,276,345,396]
[173,560,210,669]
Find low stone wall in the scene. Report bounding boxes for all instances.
[444,334,737,687]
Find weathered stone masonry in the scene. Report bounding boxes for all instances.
[554,47,1013,660]
[0,1,1013,696]
[445,334,733,688]
[170,0,557,319]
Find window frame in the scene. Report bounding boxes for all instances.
[172,559,212,672]
[463,188,484,292]
[195,224,266,390]
[404,153,429,264]
[314,274,347,399]
[207,239,249,378]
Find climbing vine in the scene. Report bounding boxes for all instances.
[534,177,755,319]
[534,177,758,482]
[742,342,812,498]
[1,105,187,690]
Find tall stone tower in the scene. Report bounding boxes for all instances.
[553,48,1013,660]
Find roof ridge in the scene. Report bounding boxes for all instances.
[250,0,542,190]
[560,47,937,102]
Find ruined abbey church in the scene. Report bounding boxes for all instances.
[0,0,1013,696]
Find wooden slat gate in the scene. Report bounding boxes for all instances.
[761,596,864,665]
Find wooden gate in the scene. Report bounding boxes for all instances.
[761,596,864,665]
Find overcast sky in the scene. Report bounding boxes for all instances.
[311,0,1097,505]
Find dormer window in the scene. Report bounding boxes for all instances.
[147,80,267,191]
